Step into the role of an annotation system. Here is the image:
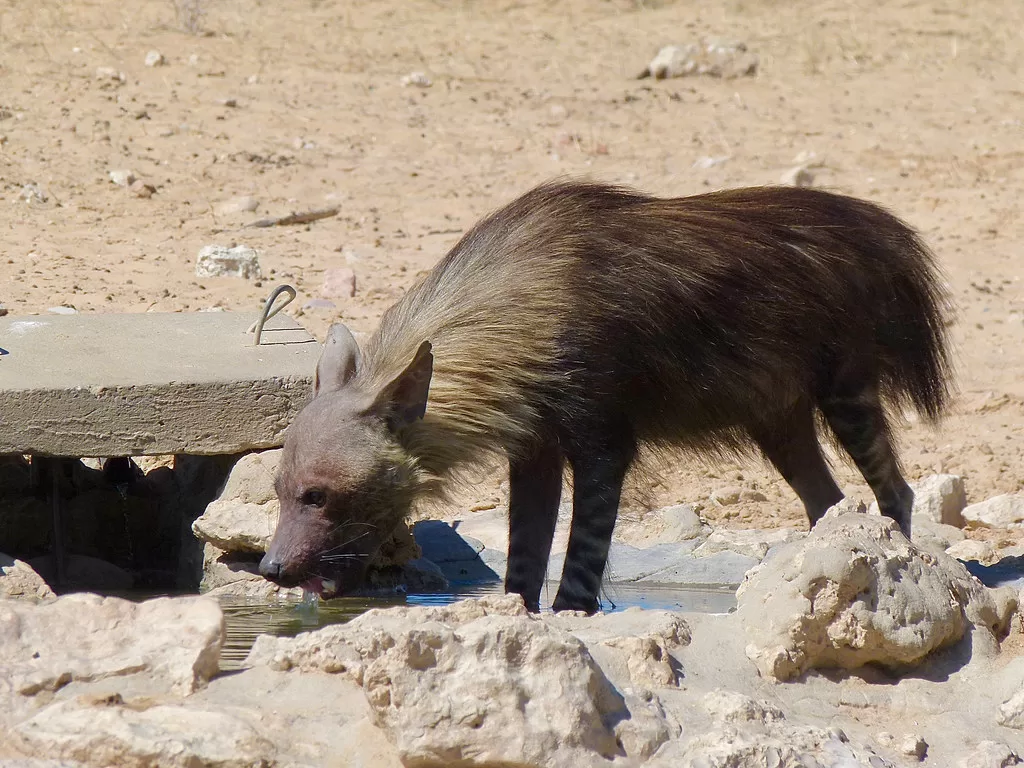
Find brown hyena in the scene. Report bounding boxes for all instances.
[259,179,952,614]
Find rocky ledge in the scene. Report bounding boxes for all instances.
[1,510,1023,767]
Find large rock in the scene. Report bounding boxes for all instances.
[192,450,281,553]
[963,494,1024,529]
[912,474,968,527]
[0,555,55,602]
[1,594,223,696]
[247,594,674,766]
[737,511,1015,681]
[8,699,275,768]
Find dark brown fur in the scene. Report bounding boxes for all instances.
[260,179,953,613]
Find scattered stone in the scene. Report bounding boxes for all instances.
[94,66,126,83]
[215,195,260,215]
[129,179,156,198]
[656,503,708,542]
[0,303,7,317]
[913,516,966,556]
[19,183,48,204]
[912,474,968,527]
[107,169,136,187]
[9,700,276,768]
[400,71,432,87]
[879,732,928,760]
[144,50,165,67]
[321,267,357,299]
[737,511,1016,681]
[1,593,223,695]
[0,554,56,602]
[195,244,262,279]
[200,543,261,592]
[217,97,239,108]
[947,538,999,565]
[781,164,815,187]
[963,494,1024,528]
[46,306,78,315]
[638,41,758,80]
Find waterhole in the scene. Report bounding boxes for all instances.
[215,582,736,671]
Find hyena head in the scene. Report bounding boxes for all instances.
[259,324,433,597]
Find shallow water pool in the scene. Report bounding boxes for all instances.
[216,582,736,670]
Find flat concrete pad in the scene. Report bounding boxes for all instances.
[0,312,321,456]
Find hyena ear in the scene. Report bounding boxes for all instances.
[371,341,433,430]
[313,323,362,398]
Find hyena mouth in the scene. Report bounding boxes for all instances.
[300,576,339,597]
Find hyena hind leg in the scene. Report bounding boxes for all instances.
[819,387,915,538]
[504,439,564,613]
[748,400,845,530]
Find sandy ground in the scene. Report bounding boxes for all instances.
[2,0,1023,539]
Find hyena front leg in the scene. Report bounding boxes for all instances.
[504,438,564,613]
[553,429,635,615]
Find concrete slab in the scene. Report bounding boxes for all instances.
[0,312,321,457]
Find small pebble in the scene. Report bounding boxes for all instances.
[129,180,156,199]
[781,164,815,187]
[95,66,126,82]
[215,195,260,215]
[19,183,48,204]
[401,71,432,88]
[195,244,262,279]
[711,487,742,506]
[109,169,136,187]
[0,304,8,317]
[47,306,78,315]
[901,735,928,761]
[144,50,165,67]
[321,267,357,299]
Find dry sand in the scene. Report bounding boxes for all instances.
[2,0,1023,538]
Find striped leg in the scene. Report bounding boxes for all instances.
[553,435,635,615]
[749,400,844,529]
[504,439,564,613]
[820,386,914,538]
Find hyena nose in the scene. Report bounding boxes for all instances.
[259,555,283,581]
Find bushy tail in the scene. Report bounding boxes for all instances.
[877,222,954,423]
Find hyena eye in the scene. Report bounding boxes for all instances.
[301,489,327,508]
